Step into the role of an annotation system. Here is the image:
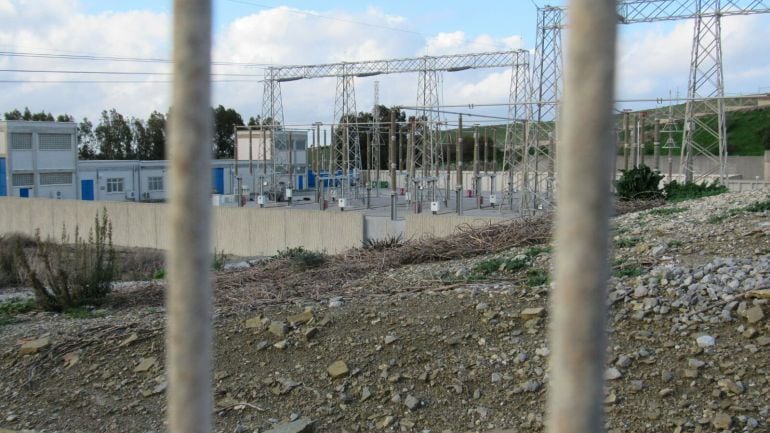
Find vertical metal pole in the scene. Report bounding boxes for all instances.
[637,112,647,166]
[407,117,415,202]
[167,1,212,433]
[456,114,463,214]
[445,129,451,207]
[653,117,661,171]
[473,124,480,208]
[548,1,616,433]
[623,111,630,171]
[483,127,488,173]
[288,131,293,205]
[262,126,267,176]
[631,114,639,168]
[389,110,397,220]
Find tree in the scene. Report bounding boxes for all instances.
[57,114,75,122]
[4,109,22,120]
[145,111,166,160]
[132,118,150,160]
[78,118,97,160]
[94,109,133,160]
[212,105,243,158]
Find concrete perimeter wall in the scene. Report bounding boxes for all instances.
[406,214,508,240]
[0,197,364,256]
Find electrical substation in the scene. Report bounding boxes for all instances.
[222,1,770,220]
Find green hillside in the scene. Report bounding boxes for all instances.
[473,104,770,156]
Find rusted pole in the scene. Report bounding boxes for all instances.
[548,1,617,433]
[166,0,213,432]
[456,114,463,214]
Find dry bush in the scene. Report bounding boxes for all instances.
[15,209,117,311]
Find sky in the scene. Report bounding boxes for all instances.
[1,0,770,128]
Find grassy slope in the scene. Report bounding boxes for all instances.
[476,105,770,156]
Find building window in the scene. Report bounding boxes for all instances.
[148,176,163,191]
[106,178,124,193]
[12,173,34,186]
[40,172,73,185]
[11,133,32,150]
[39,134,72,151]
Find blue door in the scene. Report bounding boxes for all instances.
[19,188,30,198]
[212,168,225,194]
[307,170,315,188]
[81,179,94,201]
[0,157,6,196]
[298,175,304,190]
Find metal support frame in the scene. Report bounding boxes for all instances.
[260,50,529,207]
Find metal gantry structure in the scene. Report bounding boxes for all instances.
[261,51,530,202]
[524,0,770,210]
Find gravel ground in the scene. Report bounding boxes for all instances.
[0,190,768,433]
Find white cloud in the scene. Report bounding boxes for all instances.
[17,1,767,130]
[0,0,170,120]
[614,15,770,103]
[0,0,16,17]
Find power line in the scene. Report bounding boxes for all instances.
[0,50,276,67]
[0,68,263,77]
[0,79,262,84]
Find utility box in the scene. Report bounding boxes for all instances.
[489,194,497,206]
[430,201,440,214]
[257,195,266,207]
[338,197,347,210]
[285,188,293,199]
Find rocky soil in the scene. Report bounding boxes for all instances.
[1,190,769,433]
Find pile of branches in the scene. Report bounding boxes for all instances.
[214,198,657,309]
[215,215,552,309]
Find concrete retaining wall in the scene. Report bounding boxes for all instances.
[0,197,364,256]
[406,214,508,240]
[726,180,770,193]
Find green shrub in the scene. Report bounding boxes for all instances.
[614,266,643,278]
[526,269,549,286]
[664,180,727,202]
[15,209,116,312]
[363,234,404,251]
[212,249,226,271]
[0,297,36,326]
[648,206,687,216]
[614,237,640,248]
[274,247,327,271]
[153,269,166,279]
[0,233,35,287]
[745,198,770,212]
[615,165,663,201]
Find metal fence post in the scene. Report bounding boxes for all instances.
[548,1,617,433]
[167,1,213,433]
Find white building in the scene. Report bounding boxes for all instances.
[0,122,309,202]
[0,120,78,199]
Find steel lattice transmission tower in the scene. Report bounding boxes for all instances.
[681,0,727,183]
[502,56,532,210]
[526,0,770,209]
[261,69,286,191]
[416,58,444,178]
[332,67,362,190]
[524,6,563,212]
